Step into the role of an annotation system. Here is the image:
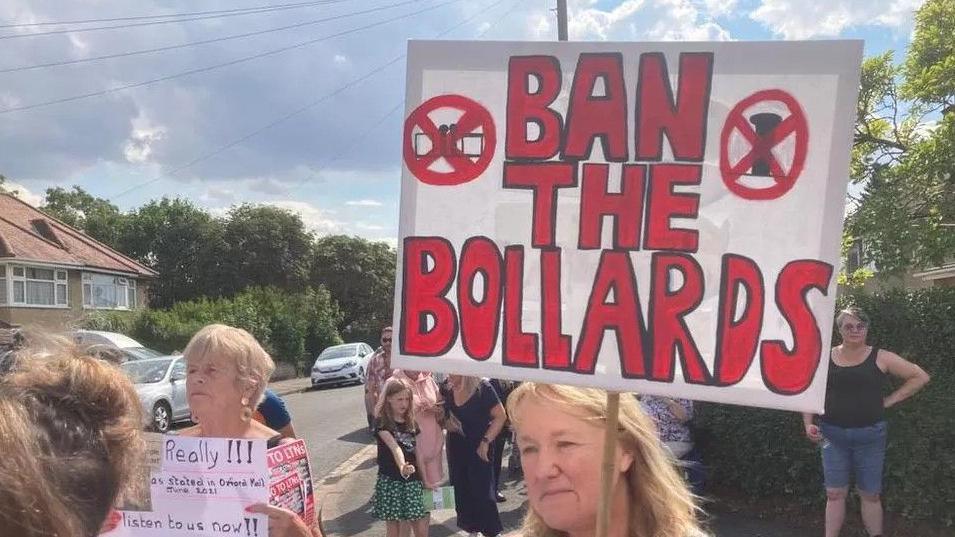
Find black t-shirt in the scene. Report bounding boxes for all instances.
[822,347,887,428]
[374,419,420,481]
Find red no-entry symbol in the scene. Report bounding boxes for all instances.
[719,89,809,201]
[403,94,496,186]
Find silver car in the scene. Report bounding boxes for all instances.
[122,357,190,433]
[310,342,374,389]
[73,329,167,362]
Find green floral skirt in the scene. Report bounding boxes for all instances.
[373,474,428,521]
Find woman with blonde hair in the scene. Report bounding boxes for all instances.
[392,368,445,489]
[371,377,430,537]
[507,383,708,537]
[0,344,146,537]
[443,374,507,537]
[180,324,323,537]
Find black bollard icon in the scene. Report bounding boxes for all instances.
[748,112,782,176]
[438,124,451,157]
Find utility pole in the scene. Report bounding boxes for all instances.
[556,0,568,41]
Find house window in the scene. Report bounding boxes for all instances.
[9,265,68,307]
[82,273,136,310]
[0,265,7,305]
[128,280,137,309]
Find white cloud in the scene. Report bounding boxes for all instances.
[200,186,239,206]
[333,54,348,65]
[530,12,553,39]
[345,199,383,207]
[2,180,44,207]
[702,0,738,17]
[123,116,166,164]
[67,33,90,55]
[565,0,732,41]
[0,92,21,110]
[265,200,344,236]
[750,0,925,39]
[356,222,385,231]
[248,177,292,196]
[569,0,644,40]
[376,237,399,248]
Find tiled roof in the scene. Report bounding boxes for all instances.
[0,193,156,277]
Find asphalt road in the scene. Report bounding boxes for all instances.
[282,383,371,480]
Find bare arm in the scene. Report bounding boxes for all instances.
[378,430,407,468]
[246,504,322,537]
[486,403,507,441]
[802,412,822,442]
[477,403,507,462]
[277,423,297,439]
[880,351,930,408]
[665,399,690,423]
[378,430,415,478]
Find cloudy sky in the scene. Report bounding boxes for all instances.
[0,0,925,243]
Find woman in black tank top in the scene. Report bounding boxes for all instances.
[801,307,930,537]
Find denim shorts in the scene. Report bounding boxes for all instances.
[820,420,887,494]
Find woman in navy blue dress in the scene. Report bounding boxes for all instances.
[444,375,507,537]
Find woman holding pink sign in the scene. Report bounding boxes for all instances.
[180,324,323,537]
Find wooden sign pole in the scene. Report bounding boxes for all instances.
[595,392,621,537]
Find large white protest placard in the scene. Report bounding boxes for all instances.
[101,436,269,537]
[393,40,863,413]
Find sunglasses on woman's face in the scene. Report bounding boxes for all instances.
[842,322,867,332]
[381,337,392,344]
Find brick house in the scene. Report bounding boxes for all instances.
[0,193,157,330]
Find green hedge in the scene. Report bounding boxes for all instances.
[81,286,344,368]
[696,287,955,526]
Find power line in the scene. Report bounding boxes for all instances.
[0,0,463,115]
[109,0,512,201]
[305,0,520,181]
[110,56,407,201]
[1,0,420,74]
[0,0,355,39]
[0,0,355,28]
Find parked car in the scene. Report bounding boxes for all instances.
[122,356,190,433]
[310,342,375,389]
[73,330,166,362]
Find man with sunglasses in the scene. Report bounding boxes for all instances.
[364,326,395,428]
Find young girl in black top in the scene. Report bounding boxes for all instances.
[373,377,430,537]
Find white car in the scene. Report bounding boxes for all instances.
[122,357,191,433]
[310,342,375,389]
[73,329,167,362]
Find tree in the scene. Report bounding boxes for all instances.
[121,198,227,308]
[846,0,955,275]
[310,235,396,344]
[220,205,313,296]
[0,174,26,199]
[40,186,127,249]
